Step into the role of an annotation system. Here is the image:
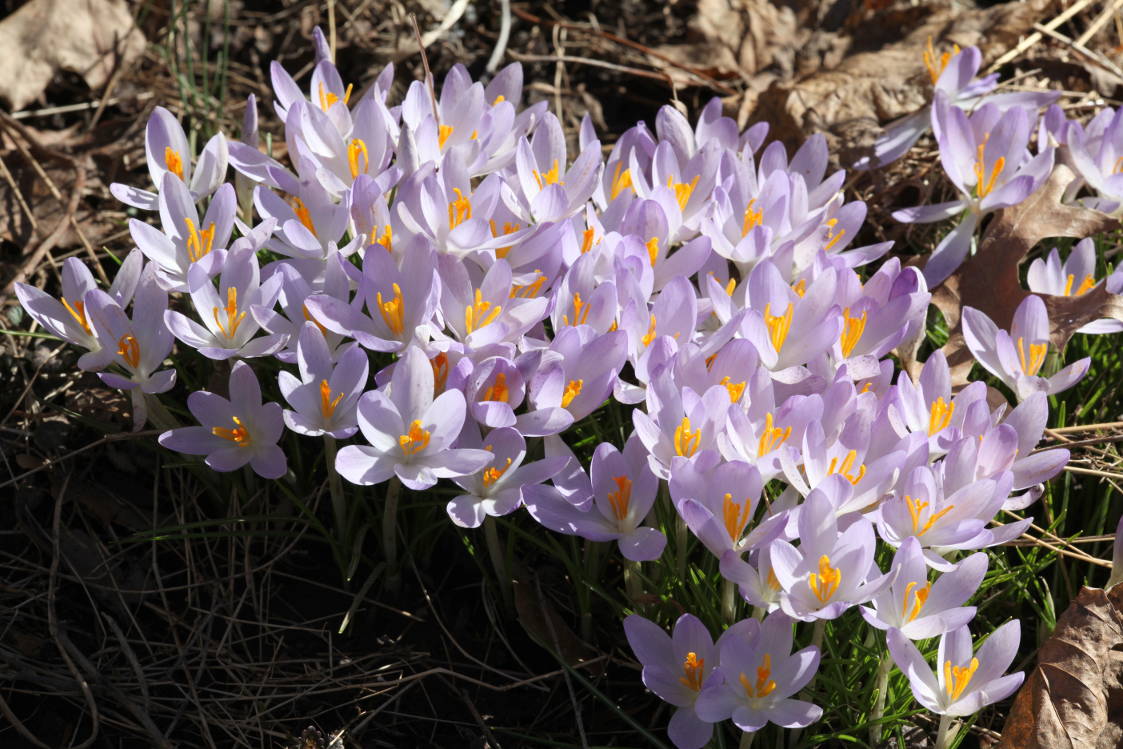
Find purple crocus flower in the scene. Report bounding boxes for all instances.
[961,294,1090,400]
[893,95,1054,287]
[111,106,229,210]
[887,351,989,457]
[860,538,985,640]
[278,323,368,438]
[1027,238,1123,334]
[523,433,667,561]
[623,613,720,749]
[447,426,568,528]
[334,345,493,490]
[1066,107,1123,212]
[694,611,823,733]
[159,360,287,478]
[887,621,1024,716]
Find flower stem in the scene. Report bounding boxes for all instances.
[674,512,688,584]
[738,730,755,749]
[323,435,347,544]
[935,714,954,749]
[382,477,401,590]
[483,517,511,609]
[869,651,893,746]
[624,559,643,604]
[810,619,826,651]
[722,577,737,625]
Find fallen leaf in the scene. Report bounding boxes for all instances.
[0,0,147,111]
[512,564,597,669]
[998,584,1123,749]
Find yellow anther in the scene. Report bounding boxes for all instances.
[448,187,472,229]
[742,198,763,237]
[641,314,658,347]
[562,292,591,327]
[317,82,353,112]
[431,352,449,393]
[902,580,931,623]
[725,277,738,296]
[646,237,660,267]
[763,302,794,353]
[607,475,633,521]
[923,36,960,85]
[973,134,1005,199]
[184,217,216,263]
[905,495,955,536]
[610,161,634,200]
[492,94,506,105]
[438,124,455,149]
[719,376,746,403]
[482,457,513,487]
[489,220,521,258]
[824,217,846,251]
[117,334,140,369]
[212,415,251,444]
[722,492,752,543]
[1016,336,1048,377]
[1064,273,1097,296]
[766,568,782,591]
[840,307,868,358]
[61,297,92,335]
[667,174,700,212]
[399,420,431,457]
[289,196,316,236]
[561,379,583,408]
[510,270,547,299]
[679,652,705,692]
[319,379,344,420]
[808,554,842,603]
[944,658,979,701]
[532,158,564,188]
[928,397,956,436]
[758,412,792,457]
[738,653,778,699]
[376,282,405,336]
[827,449,867,485]
[465,288,502,335]
[165,147,184,180]
[674,417,701,458]
[581,227,597,254]
[212,286,247,339]
[302,303,328,337]
[347,138,369,179]
[374,224,393,253]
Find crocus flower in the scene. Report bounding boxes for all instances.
[887,621,1024,716]
[694,611,823,732]
[892,95,1054,286]
[334,345,493,490]
[1026,238,1123,334]
[278,323,368,438]
[1066,107,1123,213]
[623,613,720,749]
[961,294,1089,400]
[448,426,568,528]
[860,538,985,640]
[159,360,287,478]
[887,351,990,456]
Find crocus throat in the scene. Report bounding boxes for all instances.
[610,161,633,200]
[1016,337,1047,376]
[317,82,353,112]
[944,657,979,701]
[117,334,140,369]
[738,653,777,699]
[184,217,216,263]
[905,494,955,536]
[348,138,369,179]
[828,449,866,485]
[902,580,931,623]
[482,372,509,403]
[646,237,660,267]
[213,415,250,444]
[561,379,583,408]
[973,134,1005,199]
[61,297,92,335]
[758,412,791,456]
[808,554,841,603]
[482,457,513,488]
[438,124,455,150]
[923,36,960,85]
[679,652,705,692]
[465,288,502,334]
[840,307,867,357]
[376,283,405,336]
[607,475,632,522]
[928,397,955,436]
[399,420,431,457]
[289,196,316,236]
[164,147,184,180]
[448,188,472,229]
[430,352,449,393]
[374,225,393,253]
[722,492,752,543]
[1064,273,1096,296]
[319,380,344,420]
[719,376,746,403]
[213,287,247,340]
[674,417,701,457]
[667,174,700,212]
[763,302,794,352]
[533,159,564,188]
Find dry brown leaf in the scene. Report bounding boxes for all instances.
[925,163,1121,385]
[998,585,1123,749]
[512,566,597,669]
[0,0,146,111]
